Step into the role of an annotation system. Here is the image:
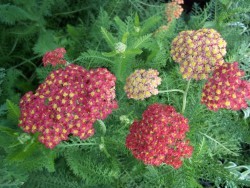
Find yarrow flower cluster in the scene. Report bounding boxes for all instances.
[201,62,250,111]
[19,64,118,148]
[165,1,184,22]
[155,0,183,35]
[126,103,193,169]
[42,48,67,67]
[124,69,161,100]
[171,29,227,80]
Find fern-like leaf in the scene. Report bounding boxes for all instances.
[77,50,114,68]
[140,15,161,35]
[33,30,57,55]
[100,27,117,49]
[131,33,152,49]
[0,4,34,25]
[6,100,20,124]
[114,16,128,36]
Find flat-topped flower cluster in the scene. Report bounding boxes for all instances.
[19,64,118,148]
[126,103,193,169]
[201,62,250,111]
[165,0,184,22]
[124,69,161,100]
[42,47,67,67]
[171,28,226,80]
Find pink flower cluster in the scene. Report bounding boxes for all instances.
[124,69,161,100]
[201,62,250,111]
[126,103,193,169]
[19,64,118,149]
[171,29,227,80]
[42,48,67,67]
[165,0,184,22]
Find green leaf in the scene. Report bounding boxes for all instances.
[124,49,142,55]
[67,24,83,40]
[100,27,116,49]
[204,21,216,28]
[140,15,161,35]
[33,30,57,55]
[121,32,129,44]
[132,34,152,49]
[102,51,117,57]
[134,12,140,27]
[219,0,231,6]
[114,16,127,34]
[6,100,20,124]
[0,4,34,25]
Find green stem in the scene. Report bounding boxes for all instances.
[58,143,98,148]
[97,120,106,135]
[9,55,39,70]
[100,137,111,158]
[117,61,123,82]
[158,89,185,94]
[181,79,191,114]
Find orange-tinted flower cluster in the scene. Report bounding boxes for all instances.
[201,62,250,111]
[126,103,193,169]
[124,69,161,100]
[42,48,67,67]
[19,64,118,149]
[165,1,183,22]
[171,29,227,80]
[173,0,184,4]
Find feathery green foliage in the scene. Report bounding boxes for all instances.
[0,0,250,187]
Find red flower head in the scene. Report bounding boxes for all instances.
[201,62,250,111]
[126,103,193,169]
[42,48,67,67]
[19,64,118,149]
[171,29,227,80]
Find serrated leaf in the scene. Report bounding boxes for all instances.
[77,50,114,65]
[33,30,57,55]
[140,15,161,35]
[6,100,20,124]
[132,34,152,49]
[100,27,116,49]
[114,16,127,34]
[0,4,34,25]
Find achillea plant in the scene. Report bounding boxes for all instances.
[165,1,183,22]
[2,1,250,186]
[126,103,193,169]
[171,29,227,80]
[124,69,161,100]
[19,64,118,148]
[201,62,250,111]
[42,48,67,67]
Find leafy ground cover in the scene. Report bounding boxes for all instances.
[0,0,250,187]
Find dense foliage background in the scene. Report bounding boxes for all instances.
[0,0,250,187]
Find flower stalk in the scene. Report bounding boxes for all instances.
[182,79,191,113]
